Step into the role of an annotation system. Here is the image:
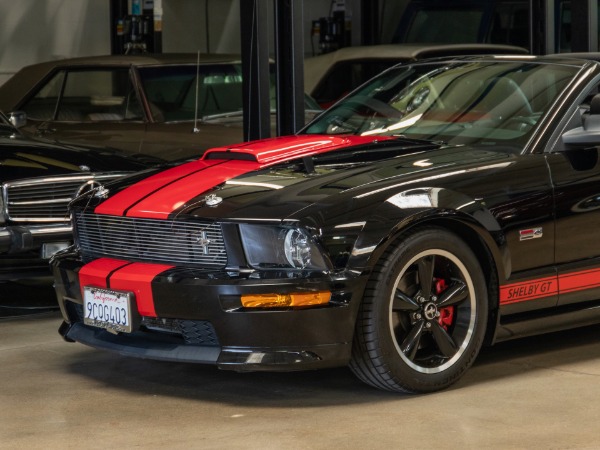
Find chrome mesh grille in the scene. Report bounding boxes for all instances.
[3,174,126,222]
[74,211,227,268]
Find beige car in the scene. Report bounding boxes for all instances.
[304,43,529,108]
[0,54,321,161]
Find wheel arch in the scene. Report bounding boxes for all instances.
[351,204,506,345]
[348,222,493,392]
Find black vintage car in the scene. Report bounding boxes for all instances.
[0,54,321,162]
[0,111,153,286]
[52,56,600,393]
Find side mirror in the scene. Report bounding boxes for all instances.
[8,111,27,128]
[562,93,600,148]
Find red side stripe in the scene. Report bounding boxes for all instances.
[125,160,260,219]
[500,268,600,305]
[499,276,558,305]
[109,262,174,317]
[559,268,600,294]
[94,159,222,217]
[79,258,131,296]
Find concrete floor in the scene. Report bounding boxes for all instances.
[2,310,600,450]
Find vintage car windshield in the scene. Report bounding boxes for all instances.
[138,64,245,121]
[138,64,321,123]
[303,60,579,147]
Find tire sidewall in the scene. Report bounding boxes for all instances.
[372,228,488,392]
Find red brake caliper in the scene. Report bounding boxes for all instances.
[435,279,455,330]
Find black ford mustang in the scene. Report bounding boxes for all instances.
[52,56,600,393]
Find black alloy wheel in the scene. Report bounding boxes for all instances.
[350,227,488,393]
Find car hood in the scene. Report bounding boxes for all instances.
[82,134,514,222]
[0,135,153,182]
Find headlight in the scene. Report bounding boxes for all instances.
[284,228,312,268]
[239,224,329,270]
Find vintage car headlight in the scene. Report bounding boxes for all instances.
[239,224,329,270]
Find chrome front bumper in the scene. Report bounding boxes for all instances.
[0,223,72,254]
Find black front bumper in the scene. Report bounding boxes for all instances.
[53,254,367,371]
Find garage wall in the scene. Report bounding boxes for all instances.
[0,0,406,86]
[162,0,338,56]
[0,0,335,86]
[0,0,110,85]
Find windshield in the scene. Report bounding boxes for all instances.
[139,64,321,122]
[139,64,244,121]
[303,60,579,147]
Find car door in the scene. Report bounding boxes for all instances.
[20,68,147,154]
[545,83,600,307]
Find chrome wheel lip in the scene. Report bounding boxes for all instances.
[389,249,477,374]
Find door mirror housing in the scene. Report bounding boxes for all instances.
[8,111,27,129]
[562,94,600,149]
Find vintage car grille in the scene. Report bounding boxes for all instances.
[3,173,128,222]
[74,211,227,268]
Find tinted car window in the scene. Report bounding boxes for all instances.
[21,69,143,122]
[138,64,244,121]
[21,70,65,120]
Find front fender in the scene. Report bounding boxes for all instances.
[346,187,510,282]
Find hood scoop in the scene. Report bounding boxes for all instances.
[202,135,388,166]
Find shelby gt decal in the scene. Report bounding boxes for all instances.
[500,269,600,304]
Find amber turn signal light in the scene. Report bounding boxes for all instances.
[241,291,331,308]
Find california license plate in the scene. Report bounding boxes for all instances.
[83,287,133,333]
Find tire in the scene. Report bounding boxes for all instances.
[350,227,488,393]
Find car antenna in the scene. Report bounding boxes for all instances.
[193,50,201,133]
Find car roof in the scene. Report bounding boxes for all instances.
[20,53,243,69]
[0,53,244,112]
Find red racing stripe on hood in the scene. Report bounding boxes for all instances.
[95,159,223,216]
[96,134,391,219]
[201,135,383,164]
[126,160,260,219]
